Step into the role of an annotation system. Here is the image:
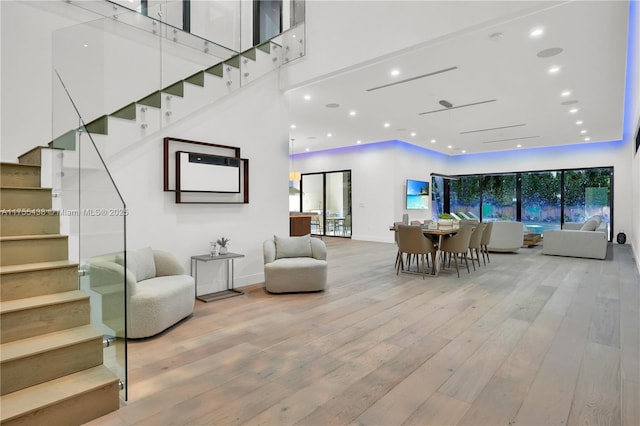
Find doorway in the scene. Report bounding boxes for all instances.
[301,170,352,238]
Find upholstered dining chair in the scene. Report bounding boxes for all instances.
[480,221,494,264]
[396,225,437,278]
[468,222,487,269]
[439,225,475,278]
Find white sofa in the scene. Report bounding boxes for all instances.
[542,216,608,260]
[263,234,327,293]
[486,221,524,253]
[87,247,195,338]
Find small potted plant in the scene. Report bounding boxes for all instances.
[216,237,230,254]
[438,213,454,227]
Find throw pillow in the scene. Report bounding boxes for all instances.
[115,247,156,281]
[274,234,312,259]
[580,218,599,231]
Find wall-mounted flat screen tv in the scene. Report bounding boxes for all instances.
[406,179,429,209]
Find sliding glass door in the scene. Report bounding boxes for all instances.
[301,170,352,237]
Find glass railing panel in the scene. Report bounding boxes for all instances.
[273,22,306,65]
[52,73,129,400]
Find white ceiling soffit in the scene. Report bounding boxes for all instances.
[286,0,629,156]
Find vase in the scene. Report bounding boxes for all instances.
[210,242,218,257]
[219,246,228,254]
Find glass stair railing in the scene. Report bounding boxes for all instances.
[44,0,306,401]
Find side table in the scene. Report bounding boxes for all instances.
[191,252,245,302]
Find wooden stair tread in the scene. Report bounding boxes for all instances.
[0,325,101,362]
[0,162,41,169]
[0,365,119,422]
[0,290,88,314]
[0,234,68,242]
[0,186,51,190]
[0,260,78,275]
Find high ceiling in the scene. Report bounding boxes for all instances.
[286,1,630,156]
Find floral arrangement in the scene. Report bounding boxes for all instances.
[216,237,230,247]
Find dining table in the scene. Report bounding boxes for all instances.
[390,225,459,276]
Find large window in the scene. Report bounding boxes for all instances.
[450,176,480,220]
[564,168,611,234]
[482,174,516,221]
[521,171,562,234]
[436,166,613,240]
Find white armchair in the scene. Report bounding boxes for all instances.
[87,247,195,338]
[263,235,328,293]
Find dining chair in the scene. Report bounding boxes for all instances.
[480,221,494,264]
[439,225,475,277]
[396,225,437,278]
[393,222,404,269]
[468,222,487,269]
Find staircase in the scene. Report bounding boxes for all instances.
[0,152,120,425]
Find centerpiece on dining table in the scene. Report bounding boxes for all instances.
[438,213,455,227]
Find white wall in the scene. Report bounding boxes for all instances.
[293,140,448,242]
[101,73,289,288]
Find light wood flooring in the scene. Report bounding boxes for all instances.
[88,238,640,426]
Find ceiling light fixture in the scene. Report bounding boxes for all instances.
[305,148,310,152]
[303,94,311,100]
[561,90,571,97]
[356,140,361,144]
[430,139,436,144]
[569,108,579,114]
[410,132,416,137]
[529,27,544,38]
[349,110,357,116]
[576,120,584,125]
[384,122,390,128]
[461,150,467,153]
[327,133,332,137]
[517,144,522,148]
[584,137,591,141]
[447,145,453,149]
[290,124,296,129]
[580,130,587,134]
[390,69,400,77]
[548,65,561,74]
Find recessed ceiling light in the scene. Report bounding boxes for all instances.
[390,69,400,77]
[327,133,332,137]
[384,122,390,128]
[548,65,561,74]
[584,137,591,141]
[303,94,311,101]
[576,120,584,125]
[305,148,310,152]
[356,140,361,144]
[290,124,296,129]
[83,43,89,48]
[517,144,522,148]
[461,150,467,153]
[580,130,587,134]
[561,90,571,97]
[410,132,416,137]
[447,145,453,149]
[431,139,436,144]
[349,110,357,116]
[569,108,579,114]
[530,27,544,38]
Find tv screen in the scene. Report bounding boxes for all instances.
[406,179,429,209]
